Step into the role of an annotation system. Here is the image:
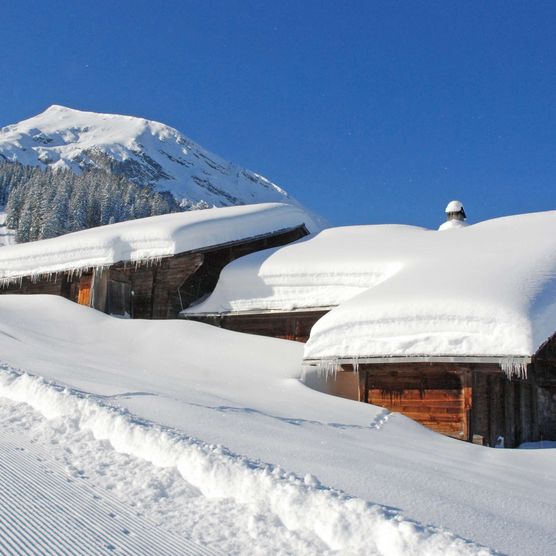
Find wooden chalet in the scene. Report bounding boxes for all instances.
[0,204,314,319]
[302,353,556,448]
[183,208,556,448]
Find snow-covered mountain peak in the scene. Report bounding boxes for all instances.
[0,105,300,210]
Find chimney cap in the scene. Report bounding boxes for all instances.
[445,200,464,213]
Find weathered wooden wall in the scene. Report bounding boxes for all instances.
[0,276,67,297]
[349,364,470,440]
[186,310,329,342]
[532,333,556,440]
[347,363,539,446]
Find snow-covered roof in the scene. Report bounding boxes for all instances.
[186,210,556,360]
[0,203,317,283]
[182,224,414,314]
[304,211,556,361]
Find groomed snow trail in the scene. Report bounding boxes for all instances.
[0,367,495,556]
[0,402,216,555]
[0,395,326,556]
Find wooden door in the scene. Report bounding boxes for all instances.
[77,275,92,306]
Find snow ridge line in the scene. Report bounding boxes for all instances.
[0,366,494,556]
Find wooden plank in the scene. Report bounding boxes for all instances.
[358,370,367,403]
[77,275,92,306]
[504,380,515,448]
[462,370,472,441]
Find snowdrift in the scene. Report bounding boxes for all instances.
[0,369,491,556]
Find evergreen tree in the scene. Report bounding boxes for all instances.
[0,161,182,243]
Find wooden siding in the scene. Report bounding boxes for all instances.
[185,310,329,343]
[352,364,469,440]
[339,362,540,446]
[0,276,66,297]
[532,333,556,440]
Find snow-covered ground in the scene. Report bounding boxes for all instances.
[0,295,554,555]
[0,399,214,555]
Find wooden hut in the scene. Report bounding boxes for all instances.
[185,210,556,447]
[0,203,315,319]
[301,355,556,448]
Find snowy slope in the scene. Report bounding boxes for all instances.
[0,202,318,283]
[0,105,305,210]
[0,295,555,555]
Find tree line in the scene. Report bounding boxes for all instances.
[0,162,182,243]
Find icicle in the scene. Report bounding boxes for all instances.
[312,357,341,381]
[500,358,528,380]
[352,356,360,374]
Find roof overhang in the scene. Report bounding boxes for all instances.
[181,306,334,318]
[303,355,532,366]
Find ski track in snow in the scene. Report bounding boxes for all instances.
[0,396,327,556]
[0,420,216,556]
[0,366,495,556]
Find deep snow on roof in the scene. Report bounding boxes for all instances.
[182,224,422,314]
[0,203,317,283]
[305,211,556,360]
[187,210,556,359]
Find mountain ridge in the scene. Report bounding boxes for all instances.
[0,105,299,210]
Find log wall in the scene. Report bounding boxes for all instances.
[532,333,556,440]
[349,363,539,446]
[185,310,329,343]
[351,364,470,440]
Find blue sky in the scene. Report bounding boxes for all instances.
[1,1,555,228]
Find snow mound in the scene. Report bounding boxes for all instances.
[0,202,318,283]
[0,105,308,211]
[0,368,493,556]
[305,211,556,360]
